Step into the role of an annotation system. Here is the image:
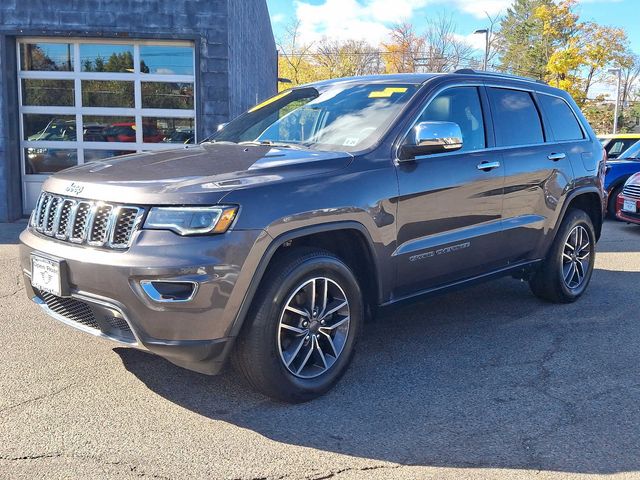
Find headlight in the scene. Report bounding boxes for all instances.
[144,206,238,235]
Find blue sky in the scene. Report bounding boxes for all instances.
[266,0,639,54]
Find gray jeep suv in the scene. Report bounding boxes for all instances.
[20,70,606,402]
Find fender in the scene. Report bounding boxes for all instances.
[543,185,605,256]
[227,221,381,338]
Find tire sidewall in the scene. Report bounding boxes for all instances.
[608,185,623,217]
[554,211,596,300]
[254,254,363,399]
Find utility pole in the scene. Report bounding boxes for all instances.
[474,29,489,71]
[608,68,622,134]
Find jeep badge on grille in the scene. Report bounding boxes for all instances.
[65,182,84,196]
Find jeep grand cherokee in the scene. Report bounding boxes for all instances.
[20,70,606,402]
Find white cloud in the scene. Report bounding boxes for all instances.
[445,0,513,18]
[368,0,430,23]
[292,0,513,47]
[294,0,430,45]
[454,32,488,51]
[295,0,387,45]
[271,13,286,24]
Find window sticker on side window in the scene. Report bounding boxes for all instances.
[343,137,359,146]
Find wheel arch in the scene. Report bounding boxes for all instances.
[559,187,605,241]
[227,221,382,338]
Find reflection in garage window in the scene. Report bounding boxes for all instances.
[82,80,135,108]
[21,79,75,106]
[20,43,73,71]
[142,82,194,109]
[23,114,76,141]
[82,116,136,142]
[80,44,134,73]
[139,45,194,75]
[143,117,195,144]
[24,148,77,174]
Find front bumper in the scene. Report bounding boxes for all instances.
[20,226,268,374]
[616,194,640,225]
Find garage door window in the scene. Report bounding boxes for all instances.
[18,38,196,213]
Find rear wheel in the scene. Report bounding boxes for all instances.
[529,209,596,303]
[232,248,362,403]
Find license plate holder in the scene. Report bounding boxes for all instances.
[31,255,68,297]
[623,199,637,213]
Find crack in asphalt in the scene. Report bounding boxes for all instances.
[0,272,24,299]
[0,452,62,461]
[0,451,173,480]
[0,384,75,413]
[307,464,403,479]
[520,327,580,468]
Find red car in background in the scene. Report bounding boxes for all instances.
[102,122,164,143]
[616,172,640,224]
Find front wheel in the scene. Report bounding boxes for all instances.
[607,185,623,218]
[529,209,596,303]
[232,248,363,402]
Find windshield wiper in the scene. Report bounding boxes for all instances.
[239,140,308,150]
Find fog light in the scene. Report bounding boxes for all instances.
[140,280,198,302]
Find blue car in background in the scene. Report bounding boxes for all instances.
[606,140,640,216]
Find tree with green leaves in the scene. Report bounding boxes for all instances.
[496,0,556,79]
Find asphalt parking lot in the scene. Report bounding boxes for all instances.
[1,219,640,480]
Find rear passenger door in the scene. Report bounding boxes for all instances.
[487,87,576,263]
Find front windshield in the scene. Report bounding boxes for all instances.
[619,140,640,160]
[208,83,420,152]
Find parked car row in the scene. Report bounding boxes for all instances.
[598,134,640,217]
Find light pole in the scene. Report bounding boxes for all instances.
[608,68,622,134]
[474,29,489,71]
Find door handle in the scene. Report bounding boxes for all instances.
[476,161,501,171]
[548,152,566,161]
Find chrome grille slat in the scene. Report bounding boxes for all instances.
[44,196,62,235]
[36,194,51,231]
[88,204,114,246]
[29,192,143,250]
[623,184,640,200]
[55,200,75,239]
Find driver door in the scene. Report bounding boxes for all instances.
[394,86,506,297]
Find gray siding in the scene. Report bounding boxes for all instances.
[0,0,276,221]
[227,0,278,118]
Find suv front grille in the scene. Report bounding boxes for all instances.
[31,192,143,249]
[622,184,640,200]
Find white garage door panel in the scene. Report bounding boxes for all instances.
[18,38,197,214]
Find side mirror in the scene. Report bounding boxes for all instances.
[399,121,463,161]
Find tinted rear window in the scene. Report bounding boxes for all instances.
[539,94,583,141]
[488,88,544,147]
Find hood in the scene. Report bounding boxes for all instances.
[608,157,639,165]
[42,143,353,205]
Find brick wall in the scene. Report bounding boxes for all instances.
[0,0,276,221]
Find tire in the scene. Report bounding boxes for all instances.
[529,209,596,303]
[607,185,623,218]
[232,247,363,403]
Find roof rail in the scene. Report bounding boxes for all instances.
[453,68,547,85]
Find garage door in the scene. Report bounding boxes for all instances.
[18,38,196,214]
